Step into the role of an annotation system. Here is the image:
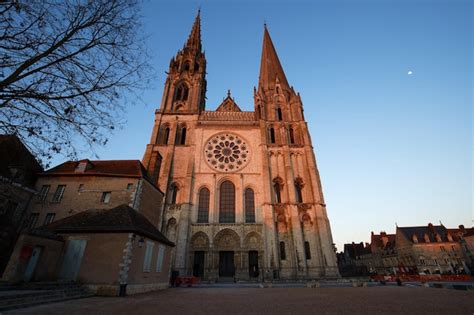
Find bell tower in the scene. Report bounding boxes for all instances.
[255,25,339,278]
[160,10,206,113]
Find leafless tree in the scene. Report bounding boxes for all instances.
[0,0,151,166]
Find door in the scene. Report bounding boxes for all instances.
[23,246,42,282]
[248,251,259,278]
[193,251,205,277]
[59,240,87,280]
[219,251,234,277]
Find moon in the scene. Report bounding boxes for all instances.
[408,70,413,75]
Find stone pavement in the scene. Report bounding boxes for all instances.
[5,286,474,315]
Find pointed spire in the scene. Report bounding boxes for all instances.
[258,24,290,92]
[185,10,202,51]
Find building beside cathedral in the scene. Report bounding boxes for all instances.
[142,12,339,280]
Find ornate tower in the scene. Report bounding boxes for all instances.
[159,10,206,114]
[142,11,205,272]
[255,25,339,278]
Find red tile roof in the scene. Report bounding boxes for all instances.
[42,159,147,178]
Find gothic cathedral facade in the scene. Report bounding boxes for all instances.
[142,12,339,280]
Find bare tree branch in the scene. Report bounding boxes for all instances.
[0,0,152,167]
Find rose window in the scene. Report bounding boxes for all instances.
[204,133,250,172]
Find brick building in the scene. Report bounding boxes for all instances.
[339,223,474,276]
[2,159,174,296]
[142,12,339,281]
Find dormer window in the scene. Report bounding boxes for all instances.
[75,160,91,173]
[435,234,442,242]
[447,233,453,242]
[412,234,418,243]
[423,233,430,243]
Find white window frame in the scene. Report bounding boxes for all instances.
[156,245,165,272]
[143,241,154,272]
[101,192,111,204]
[39,185,50,201]
[52,185,66,202]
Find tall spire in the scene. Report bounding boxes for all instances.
[258,25,290,92]
[185,10,202,51]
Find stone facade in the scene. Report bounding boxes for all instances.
[142,13,339,281]
[339,224,474,276]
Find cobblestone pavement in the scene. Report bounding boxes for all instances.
[6,286,474,315]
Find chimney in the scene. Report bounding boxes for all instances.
[459,224,465,230]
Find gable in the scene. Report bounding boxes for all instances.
[216,96,242,112]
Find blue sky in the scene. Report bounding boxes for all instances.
[64,0,472,250]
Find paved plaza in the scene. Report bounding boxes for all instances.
[5,285,474,315]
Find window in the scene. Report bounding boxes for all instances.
[440,246,446,252]
[180,128,187,145]
[170,184,178,204]
[159,127,170,145]
[101,192,111,204]
[39,185,50,201]
[304,241,311,260]
[126,183,133,190]
[269,128,276,144]
[174,83,189,102]
[43,213,56,225]
[277,108,283,121]
[288,128,295,144]
[219,181,235,223]
[175,125,187,145]
[451,245,456,251]
[295,180,303,203]
[156,245,165,272]
[197,188,210,223]
[279,242,286,260]
[183,61,190,72]
[143,241,154,272]
[52,185,66,202]
[274,182,282,203]
[28,213,39,228]
[78,184,84,192]
[245,188,255,223]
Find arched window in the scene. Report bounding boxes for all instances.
[183,61,190,71]
[277,108,283,121]
[175,125,187,145]
[269,128,276,144]
[288,128,295,144]
[304,241,311,260]
[295,180,303,203]
[245,188,255,223]
[194,62,199,72]
[158,126,170,145]
[170,184,178,204]
[274,181,282,203]
[197,188,210,223]
[174,83,189,102]
[279,242,286,260]
[180,128,187,145]
[219,181,235,223]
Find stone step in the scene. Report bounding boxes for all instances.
[0,285,93,311]
[0,292,94,311]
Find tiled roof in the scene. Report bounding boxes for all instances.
[370,233,396,250]
[398,224,451,243]
[38,204,174,246]
[42,159,147,178]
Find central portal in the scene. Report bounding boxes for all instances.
[219,251,234,277]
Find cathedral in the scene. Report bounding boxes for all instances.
[142,11,339,281]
